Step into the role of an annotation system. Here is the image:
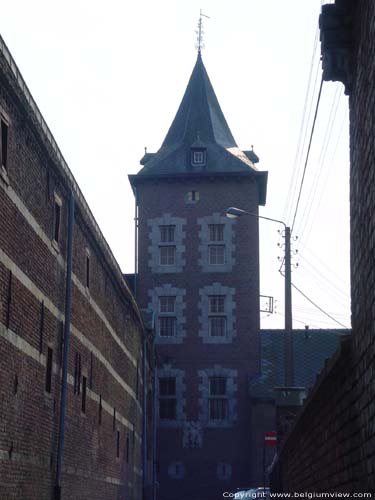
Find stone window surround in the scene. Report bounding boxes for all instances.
[148,214,186,273]
[198,213,235,272]
[157,364,186,428]
[198,283,236,344]
[198,365,238,428]
[148,284,186,345]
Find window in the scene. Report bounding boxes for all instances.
[159,317,176,337]
[99,395,102,425]
[45,347,53,393]
[209,317,227,337]
[209,296,225,313]
[191,149,206,166]
[74,353,81,395]
[81,376,87,413]
[1,118,8,170]
[187,190,199,202]
[159,296,176,313]
[209,295,226,337]
[85,252,90,288]
[208,245,225,265]
[53,195,62,244]
[160,246,176,266]
[116,431,120,458]
[209,377,228,420]
[159,296,177,337]
[160,225,175,243]
[209,224,224,242]
[159,377,177,420]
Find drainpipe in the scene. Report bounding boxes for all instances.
[134,188,138,299]
[151,312,157,500]
[152,362,157,500]
[55,191,75,500]
[142,329,148,498]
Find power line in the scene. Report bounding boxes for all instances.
[290,278,350,329]
[291,78,324,234]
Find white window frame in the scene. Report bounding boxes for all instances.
[208,245,225,265]
[208,377,228,421]
[159,245,176,266]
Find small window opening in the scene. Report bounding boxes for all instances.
[81,376,87,413]
[39,301,45,353]
[45,347,53,393]
[99,395,102,425]
[14,374,18,395]
[85,253,90,288]
[89,352,93,389]
[1,118,8,170]
[116,430,120,458]
[53,200,61,243]
[74,353,81,394]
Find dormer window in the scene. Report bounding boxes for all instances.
[192,150,205,165]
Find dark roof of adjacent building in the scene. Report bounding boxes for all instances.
[129,52,267,205]
[250,329,351,400]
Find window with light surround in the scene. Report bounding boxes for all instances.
[209,377,228,421]
[159,377,177,420]
[160,246,176,266]
[209,224,224,242]
[208,245,225,265]
[209,295,226,337]
[159,296,176,337]
[160,225,175,243]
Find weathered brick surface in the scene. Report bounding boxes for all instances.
[0,38,148,499]
[136,175,262,500]
[271,0,375,493]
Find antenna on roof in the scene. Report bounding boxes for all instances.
[196,9,210,54]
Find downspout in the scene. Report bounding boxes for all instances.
[152,366,157,500]
[151,313,157,500]
[55,191,75,500]
[142,329,148,498]
[134,187,138,299]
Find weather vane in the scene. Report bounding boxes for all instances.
[196,9,210,53]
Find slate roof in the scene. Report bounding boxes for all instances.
[250,329,351,400]
[129,53,267,205]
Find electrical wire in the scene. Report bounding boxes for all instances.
[291,78,324,234]
[290,279,350,328]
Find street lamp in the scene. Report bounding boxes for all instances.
[226,207,293,386]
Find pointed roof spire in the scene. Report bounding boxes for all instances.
[132,52,267,204]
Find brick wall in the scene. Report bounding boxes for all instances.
[134,174,262,500]
[0,36,150,500]
[271,0,375,492]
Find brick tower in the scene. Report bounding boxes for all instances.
[129,52,268,500]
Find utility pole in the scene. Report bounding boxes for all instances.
[226,207,294,386]
[284,226,293,386]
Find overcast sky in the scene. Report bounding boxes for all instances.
[1,0,350,330]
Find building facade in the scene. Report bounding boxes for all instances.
[130,52,268,499]
[0,35,152,500]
